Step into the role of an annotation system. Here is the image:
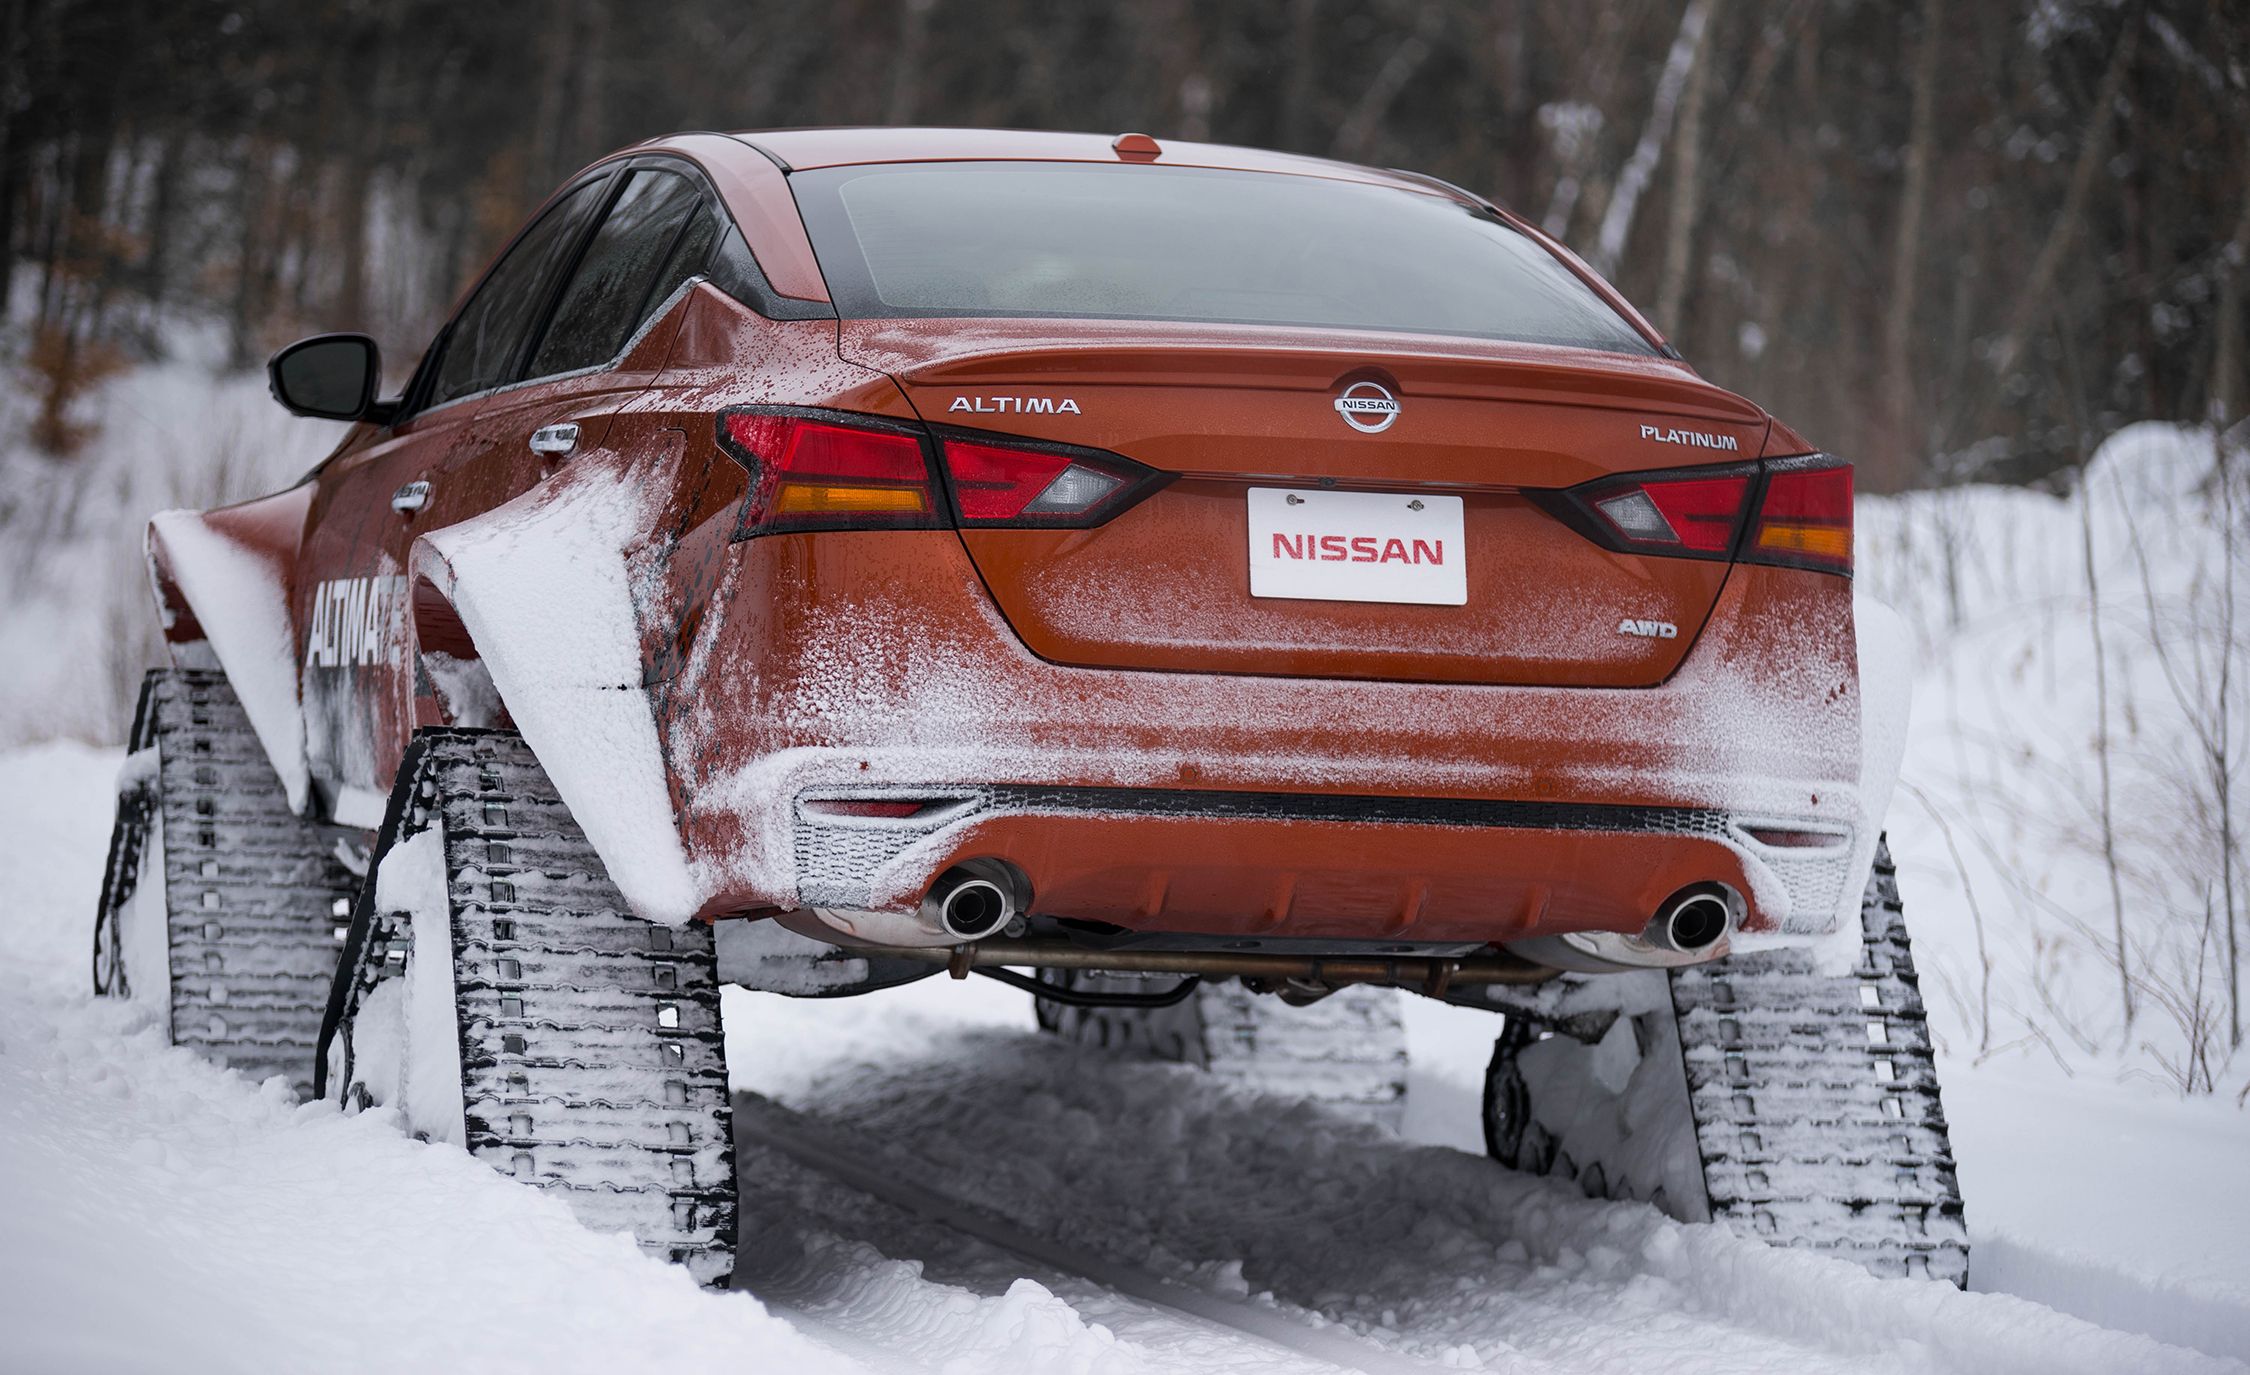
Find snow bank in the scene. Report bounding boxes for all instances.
[1858,420,2250,1352]
[1859,424,2247,1093]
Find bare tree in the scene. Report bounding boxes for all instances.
[1652,0,1714,333]
[1881,0,1944,490]
[1589,0,1713,279]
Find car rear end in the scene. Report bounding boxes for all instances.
[673,145,1874,969]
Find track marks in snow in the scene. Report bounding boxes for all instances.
[723,983,2242,1375]
[735,1093,1427,1373]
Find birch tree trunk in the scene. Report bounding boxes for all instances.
[1590,0,1713,279]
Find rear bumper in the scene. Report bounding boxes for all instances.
[791,784,1860,946]
[660,531,1874,943]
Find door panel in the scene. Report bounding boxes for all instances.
[295,405,485,799]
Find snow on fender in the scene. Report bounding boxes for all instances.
[145,507,313,814]
[410,454,701,925]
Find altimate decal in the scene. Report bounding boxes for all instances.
[1639,424,1739,451]
[304,575,408,668]
[949,396,1081,415]
[1270,533,1446,565]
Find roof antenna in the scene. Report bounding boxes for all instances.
[1111,132,1162,163]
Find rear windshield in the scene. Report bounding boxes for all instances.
[790,162,1658,354]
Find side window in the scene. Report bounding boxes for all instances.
[428,178,604,408]
[527,169,708,378]
[642,198,725,326]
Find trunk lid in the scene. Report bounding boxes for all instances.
[840,319,1770,688]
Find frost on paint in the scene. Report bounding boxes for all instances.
[145,509,311,812]
[413,457,701,924]
[681,570,1876,944]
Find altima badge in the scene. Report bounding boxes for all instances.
[1334,380,1400,433]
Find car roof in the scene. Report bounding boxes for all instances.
[726,127,1442,195]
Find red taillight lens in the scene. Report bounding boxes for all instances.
[720,411,941,535]
[939,433,1162,528]
[1553,464,1756,561]
[1746,460,1852,575]
[1592,474,1753,554]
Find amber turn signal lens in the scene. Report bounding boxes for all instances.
[773,482,930,515]
[1747,461,1852,574]
[1754,522,1849,560]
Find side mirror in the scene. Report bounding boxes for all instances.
[268,333,382,422]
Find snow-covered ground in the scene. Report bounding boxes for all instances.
[2,734,2243,1372]
[2,359,2246,1370]
[1860,422,2250,1355]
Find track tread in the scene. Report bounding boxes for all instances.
[1668,846,1969,1283]
[326,729,736,1283]
[1486,839,1970,1285]
[1037,973,1409,1124]
[95,668,358,1097]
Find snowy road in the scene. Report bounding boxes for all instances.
[735,1095,1399,1373]
[2,739,2245,1373]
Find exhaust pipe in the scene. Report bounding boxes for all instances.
[1646,884,1736,955]
[921,862,1021,942]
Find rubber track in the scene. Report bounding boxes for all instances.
[338,729,738,1283]
[1668,845,1971,1284]
[1039,977,1408,1124]
[107,669,358,1097]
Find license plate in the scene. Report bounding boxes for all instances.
[1246,488,1466,605]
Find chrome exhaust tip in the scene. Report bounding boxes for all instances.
[921,862,1022,942]
[1648,884,1737,954]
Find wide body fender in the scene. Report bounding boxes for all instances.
[146,489,314,814]
[408,434,705,924]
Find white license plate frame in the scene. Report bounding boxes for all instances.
[1246,487,1467,606]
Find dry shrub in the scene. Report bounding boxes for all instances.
[27,324,129,458]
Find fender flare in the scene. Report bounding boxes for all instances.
[145,494,313,814]
[406,457,701,924]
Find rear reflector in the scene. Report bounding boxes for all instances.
[801,798,935,819]
[1740,824,1851,850]
[720,411,941,535]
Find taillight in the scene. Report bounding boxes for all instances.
[1746,459,1852,575]
[718,409,1165,536]
[719,410,943,535]
[938,431,1163,528]
[1540,454,1852,576]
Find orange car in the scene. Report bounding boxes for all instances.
[95,128,1964,1287]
